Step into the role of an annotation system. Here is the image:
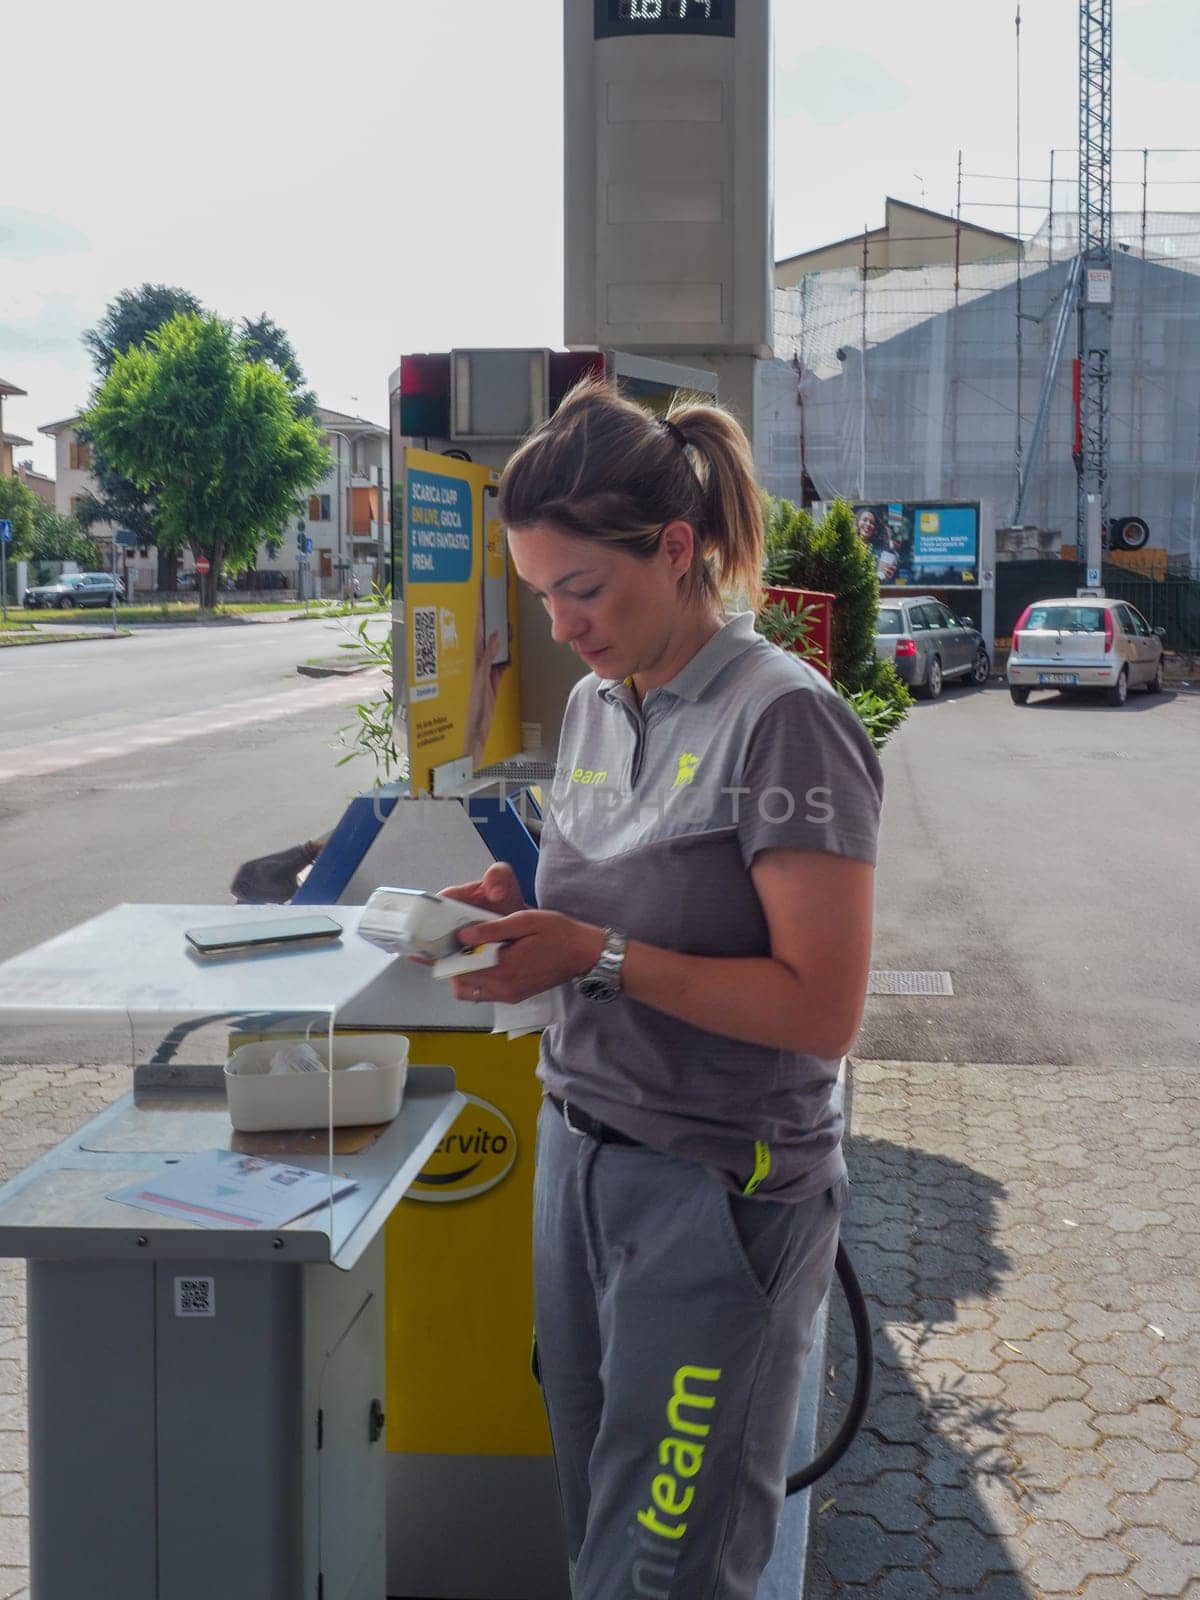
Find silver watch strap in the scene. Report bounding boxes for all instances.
[595,927,627,978]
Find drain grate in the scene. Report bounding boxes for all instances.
[867,970,955,996]
[474,759,558,782]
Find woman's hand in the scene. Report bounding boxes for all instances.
[450,911,604,1006]
[439,862,526,918]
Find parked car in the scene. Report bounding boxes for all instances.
[23,573,126,610]
[874,596,991,698]
[1006,597,1165,706]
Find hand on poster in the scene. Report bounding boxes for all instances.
[857,504,897,578]
[855,503,917,585]
[465,584,510,766]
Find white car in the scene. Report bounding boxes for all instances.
[1007,597,1165,706]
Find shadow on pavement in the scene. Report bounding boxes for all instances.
[1008,689,1176,712]
[806,1132,1032,1600]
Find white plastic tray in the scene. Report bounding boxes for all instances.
[225,1033,409,1133]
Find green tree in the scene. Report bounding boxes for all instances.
[78,283,203,590]
[761,495,911,747]
[85,312,329,608]
[28,504,99,568]
[83,283,204,376]
[0,477,37,560]
[239,315,318,417]
[237,315,318,560]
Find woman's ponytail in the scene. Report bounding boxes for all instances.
[664,401,764,609]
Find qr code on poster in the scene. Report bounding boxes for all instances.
[174,1276,215,1318]
[413,605,438,683]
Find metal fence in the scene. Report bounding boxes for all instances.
[995,560,1200,651]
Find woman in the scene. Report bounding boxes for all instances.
[442,379,883,1599]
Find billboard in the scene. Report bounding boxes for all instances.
[401,448,522,795]
[853,501,980,588]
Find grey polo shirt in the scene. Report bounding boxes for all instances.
[534,611,885,1201]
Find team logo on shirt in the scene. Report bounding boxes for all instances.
[672,752,701,788]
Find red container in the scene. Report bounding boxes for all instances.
[763,586,835,680]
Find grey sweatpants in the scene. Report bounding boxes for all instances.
[533,1100,846,1600]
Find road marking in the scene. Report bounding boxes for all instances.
[868,971,955,996]
[0,676,381,786]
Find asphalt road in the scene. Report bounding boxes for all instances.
[0,615,391,962]
[1,630,1196,1070]
[860,674,1200,1071]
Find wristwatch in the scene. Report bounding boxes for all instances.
[574,928,628,1004]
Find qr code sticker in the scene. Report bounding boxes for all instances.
[413,605,438,683]
[175,1276,216,1318]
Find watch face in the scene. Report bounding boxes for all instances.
[576,973,619,1004]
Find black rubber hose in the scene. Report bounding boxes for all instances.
[785,1242,873,1495]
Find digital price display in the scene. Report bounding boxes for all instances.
[594,0,735,39]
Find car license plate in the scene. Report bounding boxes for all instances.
[1038,672,1078,685]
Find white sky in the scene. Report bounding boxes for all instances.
[3,0,1198,478]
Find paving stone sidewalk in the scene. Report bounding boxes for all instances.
[1,1061,1197,1600]
[809,1060,1200,1600]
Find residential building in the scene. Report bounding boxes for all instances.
[775,197,1022,286]
[304,407,392,594]
[1,377,30,477]
[37,416,142,582]
[17,463,56,508]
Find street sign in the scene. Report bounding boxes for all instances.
[195,557,211,575]
[114,528,137,548]
[0,520,11,543]
[1087,566,1101,587]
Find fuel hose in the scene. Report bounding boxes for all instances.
[785,1242,873,1495]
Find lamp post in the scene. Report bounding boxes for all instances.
[326,429,353,601]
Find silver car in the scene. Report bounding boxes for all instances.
[1006,597,1165,706]
[23,572,125,610]
[875,596,991,698]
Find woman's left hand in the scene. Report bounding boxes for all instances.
[451,911,603,1005]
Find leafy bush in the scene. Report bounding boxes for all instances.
[754,597,825,666]
[336,585,408,784]
[760,495,911,748]
[29,505,99,569]
[840,661,913,751]
[764,497,880,691]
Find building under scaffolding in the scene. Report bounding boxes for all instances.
[758,212,1200,574]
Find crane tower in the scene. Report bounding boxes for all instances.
[1076,0,1113,557]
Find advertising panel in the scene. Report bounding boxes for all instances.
[401,448,522,794]
[853,500,980,588]
[385,1031,551,1457]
